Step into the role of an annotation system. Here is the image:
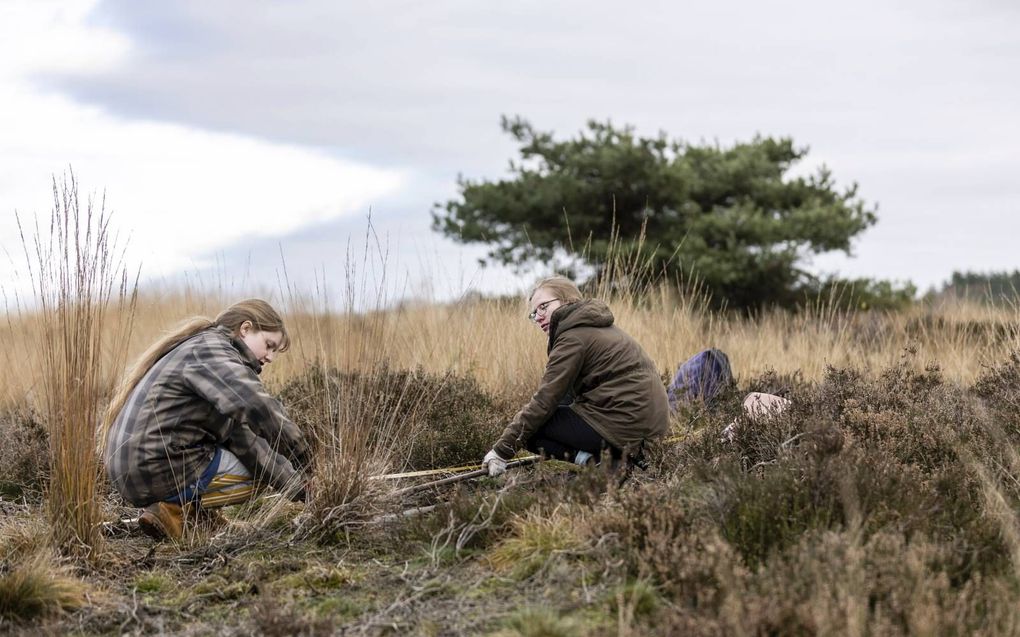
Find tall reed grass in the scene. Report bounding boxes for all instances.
[14,175,136,560]
[261,292,1018,398]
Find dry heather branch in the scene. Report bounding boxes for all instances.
[969,458,1020,583]
[292,452,394,541]
[286,362,495,540]
[426,476,528,567]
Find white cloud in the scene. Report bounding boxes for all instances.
[0,0,404,282]
[3,0,1019,295]
[0,0,129,78]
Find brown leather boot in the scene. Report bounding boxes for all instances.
[138,502,185,541]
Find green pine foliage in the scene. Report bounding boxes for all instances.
[434,116,878,310]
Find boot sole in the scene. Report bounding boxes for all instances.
[138,512,169,540]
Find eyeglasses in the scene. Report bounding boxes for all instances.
[528,298,560,321]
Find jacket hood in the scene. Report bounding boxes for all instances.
[548,299,614,350]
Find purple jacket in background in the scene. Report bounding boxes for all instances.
[667,348,733,411]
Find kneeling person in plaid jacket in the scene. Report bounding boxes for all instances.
[104,299,310,541]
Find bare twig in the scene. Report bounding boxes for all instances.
[779,431,812,451]
[370,505,438,524]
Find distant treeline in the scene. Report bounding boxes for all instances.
[797,271,1020,311]
[936,270,1020,305]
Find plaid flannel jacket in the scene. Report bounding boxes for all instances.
[105,326,309,506]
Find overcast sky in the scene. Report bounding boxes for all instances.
[2,0,1018,303]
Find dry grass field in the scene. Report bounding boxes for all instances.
[3,281,1020,635]
[4,185,1020,636]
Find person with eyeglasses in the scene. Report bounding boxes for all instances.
[482,276,669,475]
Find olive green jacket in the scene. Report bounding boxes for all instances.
[493,300,669,459]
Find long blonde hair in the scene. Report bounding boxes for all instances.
[104,299,289,432]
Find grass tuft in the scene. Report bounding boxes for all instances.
[0,514,50,566]
[132,572,171,595]
[608,579,662,621]
[488,508,586,579]
[492,606,581,637]
[251,595,334,637]
[0,552,86,623]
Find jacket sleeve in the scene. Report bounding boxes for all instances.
[183,341,310,471]
[223,420,303,497]
[493,333,585,459]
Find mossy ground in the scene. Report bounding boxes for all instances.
[1,487,620,634]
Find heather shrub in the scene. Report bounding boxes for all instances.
[593,481,745,613]
[623,352,1019,629]
[706,449,1003,576]
[596,482,701,561]
[827,362,974,471]
[707,459,844,568]
[735,529,1020,635]
[278,364,508,471]
[973,350,1020,429]
[0,407,49,499]
[402,468,609,556]
[607,477,1017,635]
[278,364,513,539]
[412,485,539,555]
[713,362,1009,579]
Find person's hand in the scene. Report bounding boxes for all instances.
[482,449,507,477]
[720,421,738,443]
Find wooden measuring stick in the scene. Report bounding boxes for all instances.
[394,456,541,497]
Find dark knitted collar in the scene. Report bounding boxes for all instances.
[214,325,263,375]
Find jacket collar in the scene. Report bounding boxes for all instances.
[215,325,263,374]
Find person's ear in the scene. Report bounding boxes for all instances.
[239,320,253,337]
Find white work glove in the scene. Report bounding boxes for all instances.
[720,421,738,443]
[482,449,507,477]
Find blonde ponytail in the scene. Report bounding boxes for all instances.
[102,298,289,437]
[103,316,213,438]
